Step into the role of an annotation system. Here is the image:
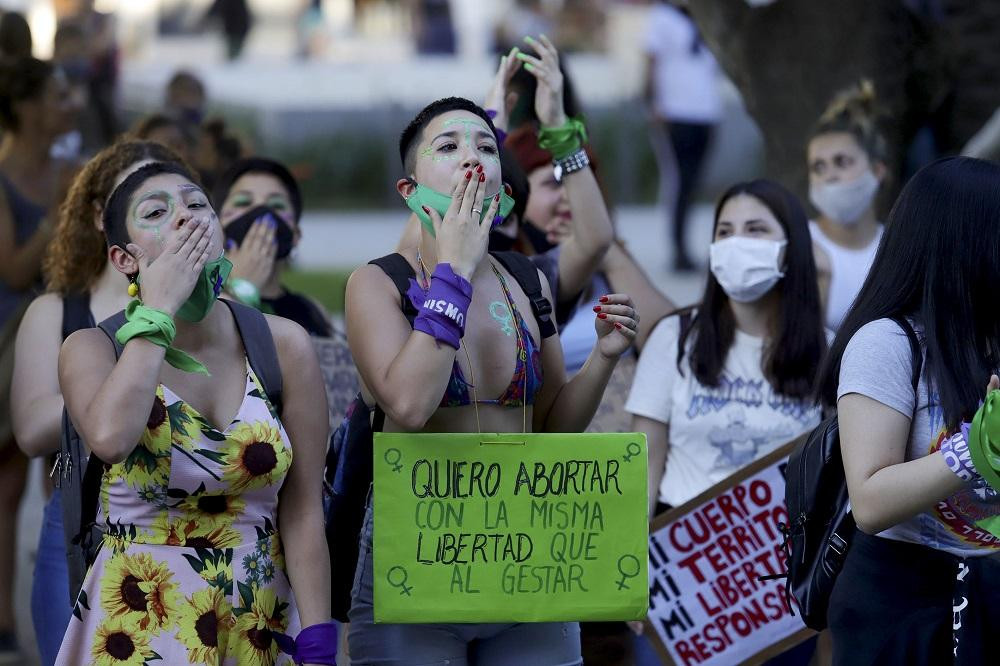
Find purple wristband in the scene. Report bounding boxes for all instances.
[939,423,981,483]
[274,621,338,665]
[411,263,473,349]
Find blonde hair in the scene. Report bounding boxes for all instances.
[812,79,887,164]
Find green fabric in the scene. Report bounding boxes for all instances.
[405,184,515,237]
[175,255,233,322]
[372,432,649,623]
[227,277,262,310]
[969,390,1000,493]
[116,301,210,375]
[538,117,588,160]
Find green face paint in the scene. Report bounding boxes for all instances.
[131,190,174,247]
[405,184,516,237]
[489,301,514,336]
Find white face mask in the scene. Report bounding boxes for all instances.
[808,170,879,225]
[709,236,786,303]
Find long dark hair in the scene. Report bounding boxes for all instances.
[818,157,1000,429]
[680,180,826,400]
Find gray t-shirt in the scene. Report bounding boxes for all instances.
[838,318,1000,557]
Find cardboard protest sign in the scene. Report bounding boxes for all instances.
[372,432,649,623]
[311,332,359,431]
[645,438,813,666]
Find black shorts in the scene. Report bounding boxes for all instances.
[828,531,1000,666]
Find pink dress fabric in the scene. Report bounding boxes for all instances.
[55,363,300,666]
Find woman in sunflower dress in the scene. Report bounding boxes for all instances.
[56,161,332,666]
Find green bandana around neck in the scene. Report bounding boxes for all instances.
[405,183,515,237]
[175,255,232,322]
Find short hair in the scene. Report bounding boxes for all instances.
[398,97,498,175]
[499,148,529,224]
[103,161,203,250]
[212,156,303,222]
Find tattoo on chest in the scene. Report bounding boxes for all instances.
[489,300,514,336]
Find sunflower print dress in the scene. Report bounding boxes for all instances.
[55,363,301,666]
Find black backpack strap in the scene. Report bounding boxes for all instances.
[490,251,557,339]
[221,298,283,416]
[890,316,923,392]
[370,253,419,324]
[61,293,95,339]
[73,312,128,544]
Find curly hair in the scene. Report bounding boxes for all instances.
[811,79,888,164]
[43,140,191,295]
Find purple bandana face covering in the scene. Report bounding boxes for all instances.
[408,263,473,349]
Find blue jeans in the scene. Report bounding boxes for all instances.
[31,488,72,666]
[348,504,583,665]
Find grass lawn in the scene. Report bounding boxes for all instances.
[282,268,353,315]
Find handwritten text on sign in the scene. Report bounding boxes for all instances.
[373,432,649,623]
[647,455,804,666]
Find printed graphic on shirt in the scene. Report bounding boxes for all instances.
[927,426,1000,550]
[707,409,795,470]
[686,375,817,426]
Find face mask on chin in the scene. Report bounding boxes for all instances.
[404,182,515,236]
[809,170,879,226]
[709,236,786,303]
[520,219,557,254]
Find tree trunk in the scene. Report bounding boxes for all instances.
[688,0,1000,209]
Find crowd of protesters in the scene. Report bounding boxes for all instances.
[0,5,998,666]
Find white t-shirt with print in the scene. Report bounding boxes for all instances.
[625,314,822,507]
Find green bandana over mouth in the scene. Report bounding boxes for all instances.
[405,184,516,237]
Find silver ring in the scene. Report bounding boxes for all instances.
[471,208,482,215]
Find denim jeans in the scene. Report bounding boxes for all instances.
[31,489,72,666]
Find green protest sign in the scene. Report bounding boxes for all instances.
[372,432,649,623]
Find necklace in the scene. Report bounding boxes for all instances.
[416,249,527,433]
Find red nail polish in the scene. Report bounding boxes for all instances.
[599,296,609,303]
[466,171,472,180]
[615,322,622,329]
[476,164,483,173]
[598,313,607,320]
[495,193,500,202]
[421,206,429,214]
[593,306,601,313]
[479,173,485,182]
[504,183,512,195]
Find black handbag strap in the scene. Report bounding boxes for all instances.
[220,298,283,416]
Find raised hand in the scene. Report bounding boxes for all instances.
[226,214,278,288]
[517,34,567,129]
[484,46,523,133]
[593,294,639,359]
[426,166,501,279]
[127,217,213,315]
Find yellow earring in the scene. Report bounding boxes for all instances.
[127,281,138,298]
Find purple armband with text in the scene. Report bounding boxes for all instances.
[274,621,338,665]
[939,423,981,483]
[411,263,473,349]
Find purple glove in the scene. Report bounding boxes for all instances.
[274,621,338,665]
